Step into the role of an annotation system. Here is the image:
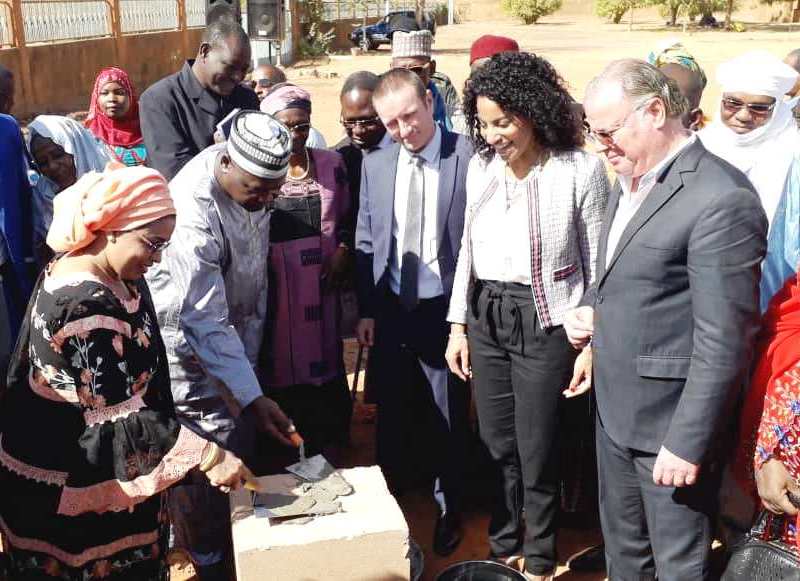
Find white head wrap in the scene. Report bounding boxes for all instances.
[717,50,798,100]
[699,51,800,226]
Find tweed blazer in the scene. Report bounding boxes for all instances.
[447,149,610,328]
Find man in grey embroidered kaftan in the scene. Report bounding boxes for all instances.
[147,111,294,581]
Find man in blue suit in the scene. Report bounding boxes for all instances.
[355,68,472,556]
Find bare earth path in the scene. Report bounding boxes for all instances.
[290,15,800,145]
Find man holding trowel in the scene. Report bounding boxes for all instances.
[147,110,298,581]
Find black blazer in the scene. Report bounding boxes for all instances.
[140,61,259,181]
[585,139,768,464]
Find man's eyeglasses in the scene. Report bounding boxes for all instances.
[398,64,430,78]
[285,122,311,134]
[139,235,170,254]
[341,116,382,130]
[583,99,651,147]
[721,97,775,117]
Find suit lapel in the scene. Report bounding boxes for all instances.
[601,163,686,282]
[197,89,221,117]
[595,182,621,284]
[436,131,457,248]
[381,143,401,244]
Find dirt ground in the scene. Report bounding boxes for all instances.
[288,7,800,147]
[169,9,800,581]
[170,340,605,581]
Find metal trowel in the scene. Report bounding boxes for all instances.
[284,427,337,481]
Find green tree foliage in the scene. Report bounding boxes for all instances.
[655,0,731,26]
[299,0,336,58]
[595,0,647,23]
[501,0,564,24]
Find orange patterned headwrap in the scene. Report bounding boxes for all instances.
[47,162,175,253]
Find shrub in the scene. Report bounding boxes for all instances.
[501,0,563,24]
[299,22,335,59]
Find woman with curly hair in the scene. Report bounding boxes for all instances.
[445,51,610,580]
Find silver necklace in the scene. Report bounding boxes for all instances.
[504,167,528,210]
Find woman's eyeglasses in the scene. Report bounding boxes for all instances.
[341,117,382,130]
[721,97,775,117]
[139,235,170,253]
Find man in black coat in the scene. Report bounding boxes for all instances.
[566,59,767,581]
[140,15,259,180]
[335,71,390,249]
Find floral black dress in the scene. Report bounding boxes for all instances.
[0,272,209,580]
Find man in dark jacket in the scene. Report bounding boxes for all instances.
[140,15,259,180]
[335,71,390,235]
[566,59,767,581]
[355,69,472,557]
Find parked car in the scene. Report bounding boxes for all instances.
[349,10,436,51]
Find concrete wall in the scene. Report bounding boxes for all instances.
[0,28,204,119]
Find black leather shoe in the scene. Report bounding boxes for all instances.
[567,543,606,573]
[433,512,463,556]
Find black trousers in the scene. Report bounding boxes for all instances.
[373,291,469,512]
[468,280,576,575]
[596,418,719,581]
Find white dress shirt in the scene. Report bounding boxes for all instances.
[389,126,444,298]
[471,166,532,284]
[606,134,697,267]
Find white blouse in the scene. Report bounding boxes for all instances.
[470,167,532,285]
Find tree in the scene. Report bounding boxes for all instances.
[595,0,647,24]
[658,0,688,24]
[416,0,426,26]
[502,0,564,23]
[653,0,732,25]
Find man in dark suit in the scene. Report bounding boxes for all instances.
[139,14,259,180]
[565,59,768,580]
[335,71,391,243]
[355,68,471,556]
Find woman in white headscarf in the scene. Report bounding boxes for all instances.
[699,51,800,311]
[26,115,110,263]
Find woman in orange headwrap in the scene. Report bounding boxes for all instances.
[0,163,253,580]
[85,67,147,167]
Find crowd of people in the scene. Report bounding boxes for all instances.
[0,6,800,581]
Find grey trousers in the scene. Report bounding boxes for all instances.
[596,418,719,581]
[168,404,256,572]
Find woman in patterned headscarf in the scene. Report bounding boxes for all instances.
[85,67,148,167]
[647,40,708,130]
[0,162,252,581]
[260,84,354,456]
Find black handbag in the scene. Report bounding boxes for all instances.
[722,510,800,581]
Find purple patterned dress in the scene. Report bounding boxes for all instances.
[263,148,353,453]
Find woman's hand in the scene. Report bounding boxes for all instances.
[205,450,256,494]
[322,245,353,292]
[445,324,471,381]
[564,306,594,350]
[563,346,592,398]
[756,457,800,515]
